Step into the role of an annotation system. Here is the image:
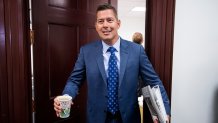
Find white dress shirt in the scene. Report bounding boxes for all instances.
[102,38,121,77]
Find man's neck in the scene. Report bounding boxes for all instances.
[103,37,119,46]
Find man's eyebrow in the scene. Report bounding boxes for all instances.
[97,17,115,21]
[107,17,114,20]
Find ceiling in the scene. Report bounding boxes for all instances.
[118,0,146,18]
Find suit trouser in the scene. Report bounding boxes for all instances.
[105,111,122,123]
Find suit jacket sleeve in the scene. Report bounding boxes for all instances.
[62,47,86,99]
[139,45,171,115]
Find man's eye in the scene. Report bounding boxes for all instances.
[98,20,104,24]
[107,19,113,23]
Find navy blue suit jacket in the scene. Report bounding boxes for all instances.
[63,38,170,123]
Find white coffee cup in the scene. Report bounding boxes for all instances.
[57,95,72,118]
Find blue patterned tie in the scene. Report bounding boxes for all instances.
[107,47,119,114]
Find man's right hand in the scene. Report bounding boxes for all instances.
[54,96,62,117]
[54,95,74,117]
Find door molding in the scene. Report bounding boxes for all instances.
[145,0,175,101]
[144,0,175,122]
[0,0,32,122]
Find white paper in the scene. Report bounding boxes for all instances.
[142,85,167,123]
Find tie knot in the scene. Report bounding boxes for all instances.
[107,47,116,54]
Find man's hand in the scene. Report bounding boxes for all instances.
[166,115,171,123]
[152,116,158,123]
[53,96,74,117]
[153,119,159,123]
[54,96,62,117]
[152,115,170,123]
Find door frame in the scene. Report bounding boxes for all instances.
[0,0,175,122]
[0,0,32,123]
[144,0,175,122]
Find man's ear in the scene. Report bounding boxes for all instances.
[117,20,121,28]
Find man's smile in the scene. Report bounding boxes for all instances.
[102,30,112,35]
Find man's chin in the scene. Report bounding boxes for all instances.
[101,37,112,42]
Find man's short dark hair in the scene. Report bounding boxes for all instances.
[96,3,118,19]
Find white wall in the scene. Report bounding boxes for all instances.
[172,0,218,123]
[117,0,145,46]
[118,17,145,43]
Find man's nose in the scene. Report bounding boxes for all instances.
[103,21,109,27]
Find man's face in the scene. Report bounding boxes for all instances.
[95,9,120,44]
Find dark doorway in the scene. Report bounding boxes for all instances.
[32,0,117,122]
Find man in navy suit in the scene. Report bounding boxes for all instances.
[54,3,170,123]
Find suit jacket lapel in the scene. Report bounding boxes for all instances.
[95,39,130,87]
[119,39,129,87]
[95,41,107,85]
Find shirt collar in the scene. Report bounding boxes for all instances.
[102,37,120,53]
